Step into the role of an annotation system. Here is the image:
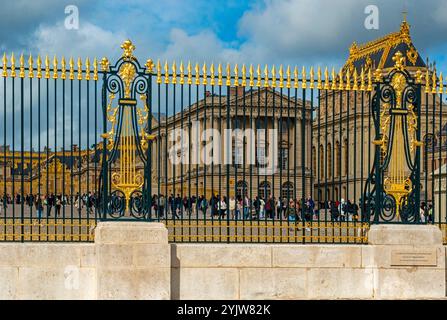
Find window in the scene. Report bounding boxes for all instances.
[258,181,271,199]
[335,141,340,177]
[279,147,288,170]
[237,181,248,197]
[319,145,324,180]
[257,146,267,168]
[343,138,348,176]
[281,182,294,200]
[232,142,243,168]
[327,143,332,178]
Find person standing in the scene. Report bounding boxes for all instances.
[229,196,236,219]
[35,196,43,221]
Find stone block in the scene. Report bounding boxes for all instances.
[368,224,443,245]
[95,222,168,244]
[171,244,272,268]
[239,268,307,299]
[0,267,18,299]
[172,268,239,300]
[134,244,170,268]
[80,244,96,267]
[273,245,362,268]
[308,268,374,299]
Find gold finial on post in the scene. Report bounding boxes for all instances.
[324,67,329,90]
[172,61,177,84]
[37,55,42,79]
[100,57,109,72]
[438,72,443,94]
[164,61,170,84]
[367,68,372,91]
[52,56,58,79]
[353,68,358,90]
[415,68,423,84]
[331,67,336,90]
[60,57,66,80]
[121,40,135,60]
[195,62,200,85]
[338,68,343,90]
[345,68,351,90]
[293,66,298,89]
[93,57,98,81]
[286,65,291,89]
[233,63,239,87]
[425,68,430,93]
[145,58,154,74]
[263,64,269,88]
[210,63,215,86]
[226,63,231,86]
[180,61,185,85]
[85,58,91,81]
[28,54,34,79]
[271,65,276,88]
[217,63,222,86]
[77,57,82,80]
[156,59,162,84]
[432,70,437,94]
[19,53,25,78]
[256,64,261,87]
[241,64,246,87]
[44,55,50,79]
[187,61,192,85]
[202,62,207,85]
[69,57,75,80]
[317,66,322,90]
[302,66,307,89]
[278,65,283,88]
[373,68,382,82]
[2,53,7,77]
[309,66,314,89]
[360,67,365,91]
[249,64,254,87]
[11,53,16,78]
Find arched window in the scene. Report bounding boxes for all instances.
[343,138,348,176]
[258,181,271,199]
[281,182,294,200]
[335,141,340,177]
[236,181,248,197]
[319,144,324,179]
[327,143,332,178]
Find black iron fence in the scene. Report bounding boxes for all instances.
[0,42,446,243]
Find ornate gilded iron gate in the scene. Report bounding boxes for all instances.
[99,41,155,220]
[363,52,423,223]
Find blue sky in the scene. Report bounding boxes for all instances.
[1,0,447,71]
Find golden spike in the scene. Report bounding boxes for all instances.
[210,63,215,86]
[302,66,307,89]
[69,57,74,80]
[187,61,192,85]
[179,61,184,85]
[249,64,254,87]
[263,64,269,88]
[60,57,66,80]
[360,67,365,91]
[37,55,42,79]
[172,61,177,84]
[2,53,7,77]
[432,70,437,94]
[338,68,343,90]
[19,53,25,78]
[217,63,222,86]
[93,57,98,81]
[278,65,284,88]
[331,67,336,90]
[324,67,329,90]
[286,65,291,89]
[367,68,372,91]
[10,53,16,78]
[438,72,443,94]
[271,65,276,88]
[226,63,231,86]
[424,68,430,93]
[77,57,82,80]
[309,66,314,89]
[28,54,34,79]
[156,59,161,84]
[44,55,50,79]
[52,56,58,79]
[256,64,261,87]
[233,63,239,87]
[195,62,200,85]
[202,62,207,85]
[353,68,358,90]
[345,68,351,90]
[84,57,90,81]
[164,60,169,84]
[241,64,246,87]
[293,66,298,89]
[317,66,322,90]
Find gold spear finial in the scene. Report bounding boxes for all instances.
[271,65,276,88]
[263,64,269,88]
[338,68,343,90]
[37,55,42,79]
[45,55,50,79]
[164,60,169,84]
[60,56,66,80]
[195,62,200,85]
[432,70,437,94]
[345,68,351,90]
[10,53,16,78]
[226,63,231,86]
[2,53,7,77]
[172,61,177,84]
[367,68,372,91]
[249,64,254,87]
[317,66,322,90]
[233,63,239,87]
[309,66,314,89]
[331,67,336,90]
[93,57,98,81]
[425,68,430,93]
[210,63,215,86]
[202,62,207,85]
[324,67,329,90]
[294,66,298,89]
[84,58,89,80]
[256,64,261,87]
[217,63,222,86]
[77,57,82,80]
[438,72,443,94]
[28,54,34,79]
[279,65,284,88]
[286,65,291,89]
[69,57,75,80]
[353,68,358,90]
[302,66,307,89]
[19,53,25,78]
[360,67,365,91]
[52,55,58,79]
[241,64,246,87]
[187,61,192,85]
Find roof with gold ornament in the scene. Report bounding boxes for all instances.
[344,18,425,74]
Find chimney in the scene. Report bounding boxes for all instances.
[228,86,245,97]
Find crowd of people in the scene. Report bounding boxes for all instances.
[0,192,98,218]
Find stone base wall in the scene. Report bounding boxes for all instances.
[0,223,445,299]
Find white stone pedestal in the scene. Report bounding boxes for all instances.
[95,222,170,300]
[367,224,445,299]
